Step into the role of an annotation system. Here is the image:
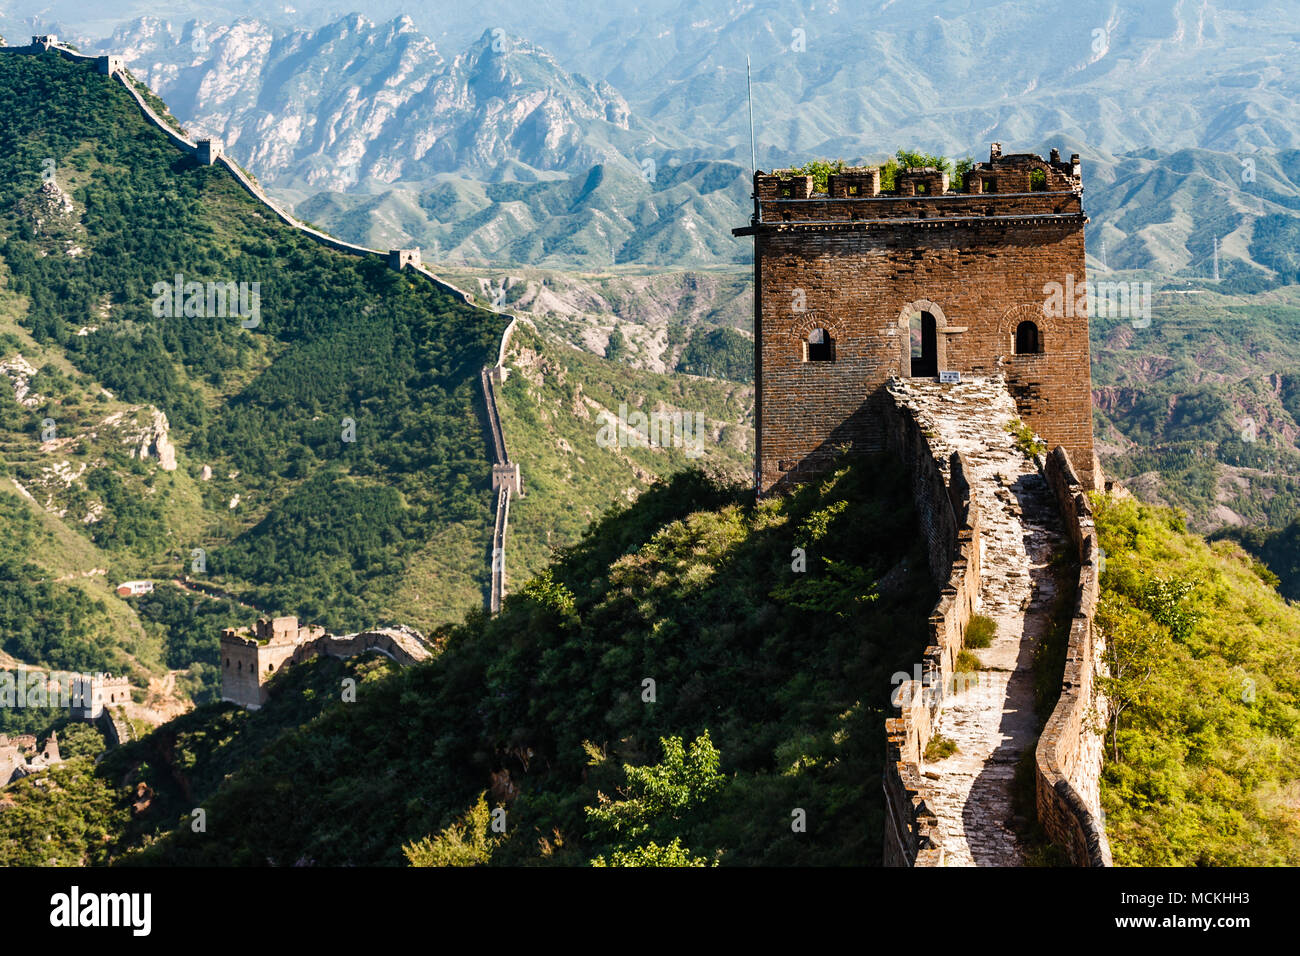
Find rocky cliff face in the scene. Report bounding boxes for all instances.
[1,353,178,517]
[98,15,657,189]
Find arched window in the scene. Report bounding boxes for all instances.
[1015,320,1041,354]
[1030,168,1047,192]
[910,312,937,377]
[805,328,834,362]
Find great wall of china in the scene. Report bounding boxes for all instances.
[1,671,134,784]
[2,36,523,619]
[881,378,1110,866]
[3,40,1115,866]
[219,616,433,710]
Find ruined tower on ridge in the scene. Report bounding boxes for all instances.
[734,144,1096,494]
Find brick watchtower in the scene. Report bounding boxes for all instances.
[734,144,1095,494]
[220,616,325,710]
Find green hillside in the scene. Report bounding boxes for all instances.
[0,460,936,866]
[1094,494,1300,865]
[493,322,753,587]
[1090,285,1300,535]
[7,466,1299,866]
[0,51,507,668]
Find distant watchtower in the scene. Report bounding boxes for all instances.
[220,616,325,710]
[734,143,1095,494]
[96,55,125,76]
[388,248,422,272]
[197,139,223,166]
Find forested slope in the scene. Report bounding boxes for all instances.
[0,52,506,692]
[0,462,937,866]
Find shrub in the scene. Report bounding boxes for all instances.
[924,734,957,761]
[965,613,997,648]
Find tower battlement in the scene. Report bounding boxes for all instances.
[747,146,1083,228]
[219,616,429,709]
[197,139,223,166]
[68,672,131,720]
[388,248,422,271]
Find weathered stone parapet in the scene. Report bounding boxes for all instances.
[881,380,982,866]
[221,616,432,709]
[288,626,433,669]
[1035,446,1112,866]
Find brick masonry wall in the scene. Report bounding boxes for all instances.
[881,389,982,867]
[745,160,1095,496]
[96,707,133,746]
[1035,446,1112,866]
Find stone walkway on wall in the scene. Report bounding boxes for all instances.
[900,377,1068,866]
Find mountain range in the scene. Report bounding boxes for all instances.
[4,4,1295,271]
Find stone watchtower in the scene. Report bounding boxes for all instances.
[220,616,325,710]
[388,248,422,272]
[197,139,223,166]
[69,673,131,720]
[734,144,1095,494]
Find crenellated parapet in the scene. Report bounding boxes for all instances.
[743,144,1083,235]
[881,381,983,866]
[1035,447,1112,866]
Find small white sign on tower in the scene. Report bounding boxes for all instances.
[939,370,962,384]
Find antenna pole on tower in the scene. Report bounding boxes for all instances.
[747,55,757,177]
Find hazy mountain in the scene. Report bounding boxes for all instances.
[88,15,673,190]
[14,0,1300,166]
[0,4,1262,270]
[293,158,752,267]
[1085,146,1300,279]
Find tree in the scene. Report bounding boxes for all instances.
[1095,593,1172,761]
[584,732,724,865]
[403,793,501,866]
[605,327,629,364]
[592,837,711,867]
[786,158,845,193]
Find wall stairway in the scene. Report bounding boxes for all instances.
[893,377,1069,865]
